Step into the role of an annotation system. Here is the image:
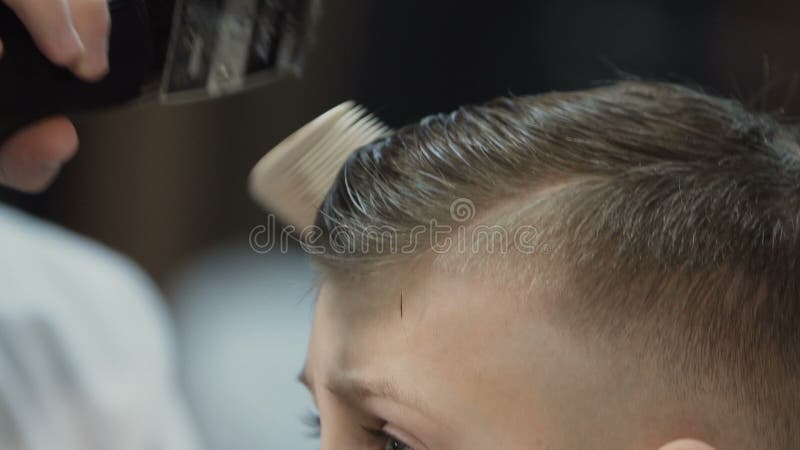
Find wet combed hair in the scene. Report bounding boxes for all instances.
[312,81,800,447]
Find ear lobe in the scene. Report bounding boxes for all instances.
[658,439,716,450]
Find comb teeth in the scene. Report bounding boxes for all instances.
[249,102,392,231]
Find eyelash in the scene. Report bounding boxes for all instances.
[302,411,322,438]
[301,412,413,449]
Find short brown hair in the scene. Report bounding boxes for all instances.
[311,81,800,447]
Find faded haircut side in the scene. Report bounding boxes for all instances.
[310,81,800,448]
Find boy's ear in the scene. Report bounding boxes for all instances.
[658,439,716,450]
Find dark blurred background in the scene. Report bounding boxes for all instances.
[4,0,800,283]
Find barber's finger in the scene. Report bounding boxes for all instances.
[2,0,85,68]
[68,0,110,81]
[0,116,78,192]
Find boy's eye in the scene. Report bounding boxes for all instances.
[301,413,414,450]
[381,435,412,450]
[365,427,414,450]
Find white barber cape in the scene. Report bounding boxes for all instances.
[0,204,201,450]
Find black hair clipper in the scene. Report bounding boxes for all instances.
[0,0,317,140]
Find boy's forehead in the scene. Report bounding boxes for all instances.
[318,261,434,320]
[309,264,630,444]
[314,263,563,369]
[313,268,533,392]
[318,258,561,324]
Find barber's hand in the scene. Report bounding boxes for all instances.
[0,0,110,192]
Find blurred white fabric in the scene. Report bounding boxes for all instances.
[170,243,317,450]
[0,204,201,450]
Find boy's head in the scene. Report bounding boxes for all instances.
[299,81,800,449]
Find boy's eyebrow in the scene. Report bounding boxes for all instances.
[298,365,435,419]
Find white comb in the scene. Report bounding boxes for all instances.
[248,101,392,230]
